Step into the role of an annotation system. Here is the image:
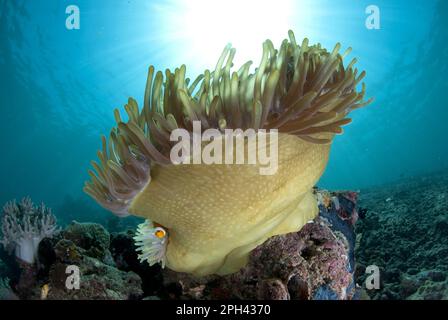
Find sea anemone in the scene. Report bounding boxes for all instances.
[133,220,168,268]
[0,197,60,264]
[84,30,372,276]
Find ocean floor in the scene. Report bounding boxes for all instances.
[0,191,359,300]
[0,171,447,300]
[355,170,448,300]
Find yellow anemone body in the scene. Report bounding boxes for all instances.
[128,133,330,275]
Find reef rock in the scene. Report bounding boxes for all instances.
[3,222,143,300]
[356,171,448,300]
[63,221,111,261]
[110,230,164,297]
[1,191,359,300]
[40,222,143,300]
[161,191,359,300]
[45,246,143,300]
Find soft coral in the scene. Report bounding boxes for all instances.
[0,197,59,264]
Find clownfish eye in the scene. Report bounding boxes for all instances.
[154,227,166,239]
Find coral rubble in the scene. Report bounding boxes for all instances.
[356,171,448,300]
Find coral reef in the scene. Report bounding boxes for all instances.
[44,242,142,300]
[5,221,143,300]
[110,230,164,297]
[403,271,448,300]
[355,171,448,300]
[84,30,371,276]
[0,197,59,264]
[63,221,112,261]
[41,221,142,299]
[0,189,359,300]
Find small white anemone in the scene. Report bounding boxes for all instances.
[133,220,168,268]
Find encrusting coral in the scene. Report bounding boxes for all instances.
[0,197,60,264]
[84,30,372,276]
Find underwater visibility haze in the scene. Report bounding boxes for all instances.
[0,0,447,301]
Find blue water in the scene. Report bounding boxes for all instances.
[1,0,447,224]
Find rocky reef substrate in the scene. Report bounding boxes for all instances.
[355,171,448,300]
[0,190,359,300]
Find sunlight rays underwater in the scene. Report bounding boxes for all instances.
[0,0,445,212]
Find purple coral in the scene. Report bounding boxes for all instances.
[0,197,59,264]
